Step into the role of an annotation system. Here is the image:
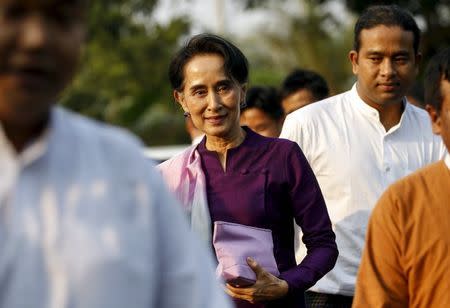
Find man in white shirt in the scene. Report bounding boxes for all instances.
[0,1,231,308]
[280,4,446,307]
[353,47,450,308]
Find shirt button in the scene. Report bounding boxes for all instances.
[385,166,391,172]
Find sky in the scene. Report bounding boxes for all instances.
[152,0,353,38]
[152,0,270,36]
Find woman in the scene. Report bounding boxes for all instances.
[158,34,338,308]
[240,86,285,138]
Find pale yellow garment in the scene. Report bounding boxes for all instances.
[353,160,450,308]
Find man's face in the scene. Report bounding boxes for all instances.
[428,79,450,151]
[0,0,85,126]
[349,25,420,109]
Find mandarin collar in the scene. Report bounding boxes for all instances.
[0,109,55,167]
[198,126,256,153]
[351,83,410,130]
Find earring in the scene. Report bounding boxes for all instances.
[240,101,247,109]
[183,111,190,118]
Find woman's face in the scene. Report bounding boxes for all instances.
[174,54,245,140]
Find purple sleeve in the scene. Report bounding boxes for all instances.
[278,142,338,292]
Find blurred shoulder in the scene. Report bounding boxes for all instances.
[55,107,155,176]
[57,107,143,152]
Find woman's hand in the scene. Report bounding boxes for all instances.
[225,257,289,304]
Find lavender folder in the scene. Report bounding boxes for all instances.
[213,221,280,287]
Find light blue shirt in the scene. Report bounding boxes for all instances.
[0,107,231,308]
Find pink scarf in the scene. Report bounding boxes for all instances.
[157,145,212,244]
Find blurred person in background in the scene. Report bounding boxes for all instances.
[280,69,330,115]
[353,47,450,308]
[240,86,284,137]
[0,1,231,307]
[406,79,425,108]
[159,33,338,308]
[185,116,204,144]
[280,5,445,307]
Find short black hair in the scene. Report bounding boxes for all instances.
[168,33,249,91]
[424,47,450,113]
[280,69,329,101]
[354,5,420,54]
[243,86,284,121]
[406,80,425,107]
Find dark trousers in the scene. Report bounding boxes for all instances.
[305,291,353,308]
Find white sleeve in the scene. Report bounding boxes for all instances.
[280,113,311,159]
[437,137,448,161]
[150,172,231,308]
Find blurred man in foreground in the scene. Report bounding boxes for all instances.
[353,47,450,308]
[0,1,230,307]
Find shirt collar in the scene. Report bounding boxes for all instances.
[0,110,53,168]
[445,152,450,170]
[351,83,380,119]
[351,83,410,131]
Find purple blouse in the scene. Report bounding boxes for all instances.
[198,127,338,308]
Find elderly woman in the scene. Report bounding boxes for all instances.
[158,34,338,308]
[240,86,285,138]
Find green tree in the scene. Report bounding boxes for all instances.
[240,0,355,94]
[241,0,449,94]
[61,0,191,145]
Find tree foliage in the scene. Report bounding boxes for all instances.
[61,0,191,145]
[240,0,355,94]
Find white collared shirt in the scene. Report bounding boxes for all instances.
[445,152,450,169]
[280,84,446,296]
[0,107,231,308]
[0,121,49,210]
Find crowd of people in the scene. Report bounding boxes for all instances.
[0,1,449,308]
